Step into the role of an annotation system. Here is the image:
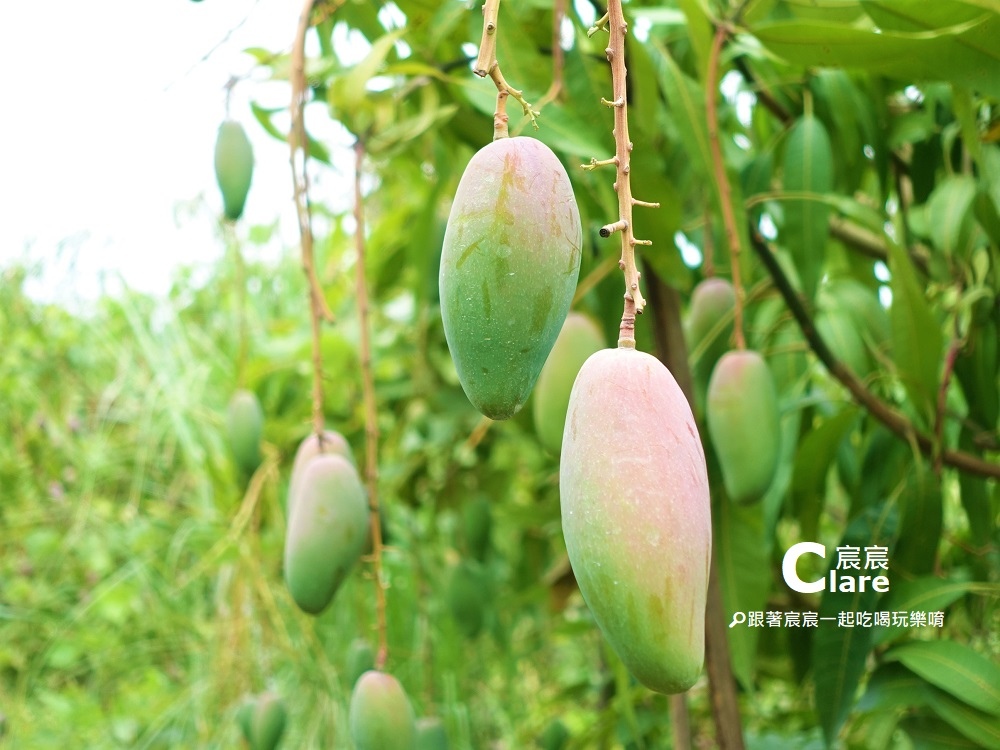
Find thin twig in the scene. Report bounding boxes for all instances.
[749,226,1000,480]
[475,0,539,130]
[589,0,660,341]
[290,0,338,437]
[537,0,567,108]
[354,140,389,669]
[706,24,745,350]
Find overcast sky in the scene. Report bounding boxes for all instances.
[0,0,360,307]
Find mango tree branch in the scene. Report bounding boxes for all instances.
[749,226,1000,480]
[353,139,390,669]
[290,0,337,437]
[474,0,539,130]
[590,0,660,342]
[706,24,746,351]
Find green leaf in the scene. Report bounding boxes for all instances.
[716,499,772,688]
[791,407,857,540]
[893,469,943,577]
[813,503,895,746]
[872,571,978,646]
[900,713,986,749]
[926,175,978,256]
[332,29,405,112]
[857,662,933,713]
[751,14,1000,99]
[885,641,1000,716]
[926,686,1000,749]
[652,43,712,181]
[887,238,942,424]
[782,114,834,301]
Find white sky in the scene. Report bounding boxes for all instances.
[0,0,358,307]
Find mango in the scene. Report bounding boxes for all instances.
[288,430,354,515]
[439,136,583,420]
[349,670,417,750]
[532,312,606,454]
[685,278,735,413]
[346,638,375,687]
[214,120,254,221]
[706,350,780,504]
[560,347,711,694]
[227,389,263,475]
[461,495,492,561]
[283,455,369,614]
[251,692,286,750]
[415,717,449,750]
[446,561,487,638]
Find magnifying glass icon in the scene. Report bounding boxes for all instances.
[729,612,746,628]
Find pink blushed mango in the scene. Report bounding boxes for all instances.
[560,347,711,694]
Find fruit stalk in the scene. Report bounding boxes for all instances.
[586,0,659,342]
[290,0,337,437]
[706,23,745,351]
[354,139,390,668]
[473,0,539,137]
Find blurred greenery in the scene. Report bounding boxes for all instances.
[2,0,1000,748]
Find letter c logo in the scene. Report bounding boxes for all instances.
[782,542,826,594]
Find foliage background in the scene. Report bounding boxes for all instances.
[1,0,998,748]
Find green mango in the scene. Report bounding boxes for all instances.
[461,495,492,561]
[415,717,449,750]
[706,350,780,504]
[283,455,369,614]
[349,671,417,750]
[446,561,487,638]
[236,696,255,745]
[561,347,711,694]
[345,638,376,687]
[532,312,606,454]
[686,278,735,414]
[251,692,286,750]
[227,389,263,475]
[214,120,254,221]
[288,429,354,516]
[439,136,583,420]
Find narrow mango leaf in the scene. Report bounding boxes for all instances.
[652,43,712,181]
[782,115,834,301]
[751,16,1000,99]
[885,641,1000,716]
[861,0,988,32]
[926,175,978,256]
[791,407,856,540]
[926,686,1000,749]
[857,663,933,713]
[887,239,942,424]
[716,498,771,689]
[900,714,986,749]
[872,571,977,646]
[250,102,330,163]
[958,432,995,546]
[328,29,405,115]
[893,469,943,577]
[676,0,714,80]
[814,503,895,746]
